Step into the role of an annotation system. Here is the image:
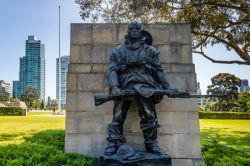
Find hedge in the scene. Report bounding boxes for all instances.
[199,111,250,119]
[0,107,23,116]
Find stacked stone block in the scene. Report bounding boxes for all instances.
[65,23,204,166]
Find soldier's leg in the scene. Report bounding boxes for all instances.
[137,97,165,155]
[105,99,131,155]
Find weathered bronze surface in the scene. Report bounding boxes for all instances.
[103,21,176,163]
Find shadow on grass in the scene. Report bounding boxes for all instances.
[201,139,250,166]
[201,127,250,152]
[0,132,26,141]
[0,130,98,166]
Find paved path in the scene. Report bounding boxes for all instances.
[29,114,65,117]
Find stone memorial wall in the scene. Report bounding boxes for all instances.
[65,23,203,166]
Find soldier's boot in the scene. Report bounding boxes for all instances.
[145,142,165,155]
[143,127,166,155]
[105,123,127,156]
[104,142,119,156]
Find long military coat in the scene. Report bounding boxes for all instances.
[107,42,170,96]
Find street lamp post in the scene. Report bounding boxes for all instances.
[58,5,61,112]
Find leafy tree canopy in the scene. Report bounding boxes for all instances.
[32,101,41,109]
[75,0,250,65]
[206,73,241,111]
[207,73,241,96]
[51,99,58,107]
[20,87,40,108]
[0,93,10,102]
[40,100,45,109]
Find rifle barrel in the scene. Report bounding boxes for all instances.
[94,90,226,106]
[189,94,225,98]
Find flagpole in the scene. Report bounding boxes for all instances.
[58,5,61,112]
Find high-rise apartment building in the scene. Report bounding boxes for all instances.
[19,57,26,94]
[56,56,70,108]
[13,81,22,98]
[240,79,249,92]
[13,36,45,100]
[13,56,26,98]
[0,80,13,98]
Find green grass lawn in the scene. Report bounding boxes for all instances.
[200,119,250,152]
[0,116,249,165]
[0,116,65,146]
[1,116,249,152]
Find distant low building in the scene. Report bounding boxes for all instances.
[0,103,8,107]
[197,82,203,106]
[3,101,27,109]
[197,82,212,107]
[0,80,13,98]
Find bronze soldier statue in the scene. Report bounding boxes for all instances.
[104,21,176,157]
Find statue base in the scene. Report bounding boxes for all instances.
[100,152,172,166]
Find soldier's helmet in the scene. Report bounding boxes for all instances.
[141,30,153,45]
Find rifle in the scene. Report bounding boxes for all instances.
[94,85,225,106]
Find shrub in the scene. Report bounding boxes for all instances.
[0,107,23,116]
[199,112,250,119]
[24,130,65,150]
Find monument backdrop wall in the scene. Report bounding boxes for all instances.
[65,23,203,166]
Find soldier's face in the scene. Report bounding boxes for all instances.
[128,24,141,39]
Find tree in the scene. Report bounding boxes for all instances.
[206,73,241,111]
[51,99,58,107]
[32,101,41,109]
[207,73,241,96]
[75,0,250,65]
[20,87,40,108]
[40,100,45,110]
[236,92,250,112]
[0,93,10,102]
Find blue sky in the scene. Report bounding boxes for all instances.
[0,0,249,99]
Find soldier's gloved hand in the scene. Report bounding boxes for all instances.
[167,88,179,98]
[111,86,123,97]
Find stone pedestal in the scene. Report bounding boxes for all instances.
[100,152,171,166]
[65,23,204,166]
